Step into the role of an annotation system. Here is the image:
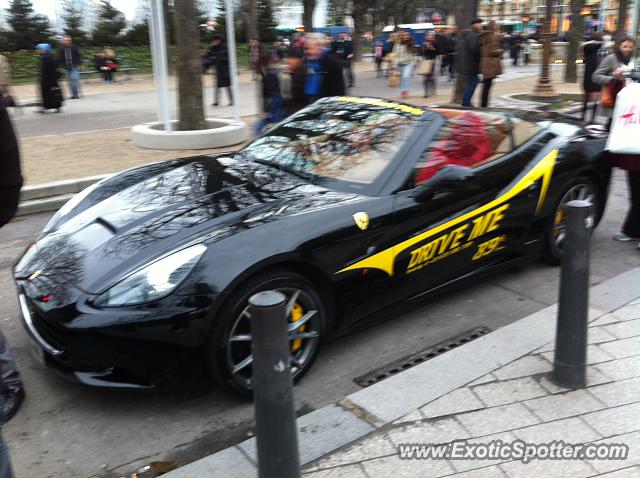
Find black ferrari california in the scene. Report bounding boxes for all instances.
[14,97,611,394]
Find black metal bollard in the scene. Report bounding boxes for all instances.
[249,290,301,478]
[553,199,593,389]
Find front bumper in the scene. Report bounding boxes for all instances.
[17,288,221,388]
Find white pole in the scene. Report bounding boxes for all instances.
[225,0,241,122]
[631,0,640,38]
[149,0,172,132]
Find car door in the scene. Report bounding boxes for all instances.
[390,110,547,302]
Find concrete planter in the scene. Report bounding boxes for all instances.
[131,118,247,150]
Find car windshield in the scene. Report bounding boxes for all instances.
[242,98,421,185]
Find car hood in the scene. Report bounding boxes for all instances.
[14,154,366,297]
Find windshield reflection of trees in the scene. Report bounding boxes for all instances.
[99,155,360,259]
[244,101,417,183]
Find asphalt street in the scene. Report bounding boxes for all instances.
[10,63,555,138]
[1,168,638,477]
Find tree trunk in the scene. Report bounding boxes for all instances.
[617,0,629,40]
[174,0,206,131]
[351,6,366,61]
[564,0,584,83]
[303,0,316,32]
[247,0,258,40]
[451,0,477,104]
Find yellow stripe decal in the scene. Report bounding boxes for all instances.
[337,149,558,277]
[334,97,425,116]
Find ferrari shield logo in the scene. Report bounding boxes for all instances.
[353,212,369,231]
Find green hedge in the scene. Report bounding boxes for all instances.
[4,44,250,84]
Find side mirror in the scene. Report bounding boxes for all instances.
[414,165,475,203]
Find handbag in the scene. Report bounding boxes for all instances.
[416,59,434,75]
[388,70,400,87]
[606,83,640,156]
[601,79,624,108]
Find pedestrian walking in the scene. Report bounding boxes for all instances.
[254,50,285,134]
[374,39,385,78]
[510,35,523,66]
[523,38,533,65]
[333,33,355,88]
[36,44,62,113]
[303,33,345,102]
[249,38,261,81]
[419,32,438,97]
[460,19,483,107]
[447,30,458,81]
[592,36,635,130]
[593,37,639,244]
[582,32,604,122]
[208,36,233,107]
[284,48,308,113]
[0,54,15,108]
[0,93,27,478]
[58,35,81,99]
[479,20,503,107]
[393,31,416,99]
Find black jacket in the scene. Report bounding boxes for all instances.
[261,67,282,112]
[319,52,345,97]
[582,41,603,93]
[0,98,22,228]
[59,45,82,70]
[208,44,231,87]
[332,40,354,60]
[459,29,481,75]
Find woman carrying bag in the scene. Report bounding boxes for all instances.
[393,31,416,98]
[419,32,438,98]
[592,36,635,130]
[592,36,640,244]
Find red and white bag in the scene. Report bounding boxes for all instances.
[606,83,640,154]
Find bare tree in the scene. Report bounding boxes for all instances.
[174,0,206,130]
[564,0,585,83]
[303,0,315,32]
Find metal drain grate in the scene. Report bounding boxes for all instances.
[354,326,491,388]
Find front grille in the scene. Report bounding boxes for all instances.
[30,308,67,352]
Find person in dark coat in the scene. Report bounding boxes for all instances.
[303,34,345,102]
[37,43,62,113]
[208,36,233,107]
[254,50,285,134]
[332,33,355,88]
[460,19,483,107]
[421,32,439,97]
[582,32,604,122]
[0,95,27,478]
[284,47,308,113]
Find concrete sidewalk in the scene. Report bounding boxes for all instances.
[163,267,640,478]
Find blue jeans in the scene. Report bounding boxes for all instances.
[68,67,80,98]
[400,63,414,93]
[462,74,480,107]
[254,98,286,134]
[0,397,13,478]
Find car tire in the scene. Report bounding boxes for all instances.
[207,269,327,396]
[541,176,601,265]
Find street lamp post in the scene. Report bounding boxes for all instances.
[148,0,172,131]
[531,0,559,98]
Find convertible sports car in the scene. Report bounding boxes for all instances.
[14,97,610,395]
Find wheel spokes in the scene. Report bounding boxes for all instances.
[288,309,317,332]
[229,334,252,342]
[232,354,253,374]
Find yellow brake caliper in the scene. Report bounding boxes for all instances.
[290,303,305,353]
[554,210,565,237]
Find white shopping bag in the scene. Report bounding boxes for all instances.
[606,82,640,153]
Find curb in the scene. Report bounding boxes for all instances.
[162,267,640,477]
[17,174,108,217]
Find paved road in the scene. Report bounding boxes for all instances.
[11,63,558,139]
[1,167,637,477]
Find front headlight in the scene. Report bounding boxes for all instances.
[95,244,207,307]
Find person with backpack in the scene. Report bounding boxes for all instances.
[582,32,604,122]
